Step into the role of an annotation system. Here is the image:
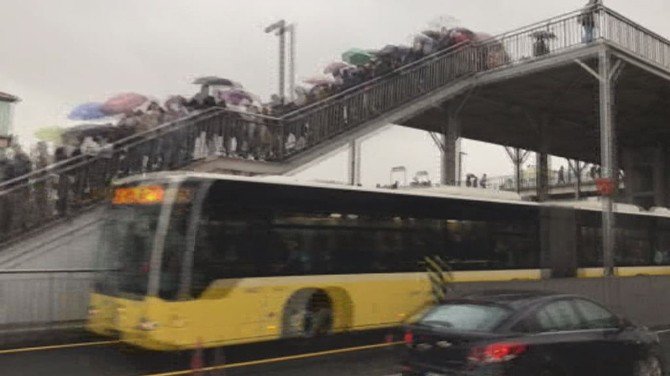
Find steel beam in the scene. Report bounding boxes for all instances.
[599,49,616,277]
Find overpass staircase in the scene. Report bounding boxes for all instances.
[2,3,669,261]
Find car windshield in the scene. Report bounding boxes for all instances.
[419,303,511,332]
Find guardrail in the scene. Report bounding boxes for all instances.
[0,4,667,245]
[0,269,107,331]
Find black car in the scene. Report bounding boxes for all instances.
[401,290,664,376]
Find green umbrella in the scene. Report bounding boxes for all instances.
[34,126,65,144]
[342,48,373,66]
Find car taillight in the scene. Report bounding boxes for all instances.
[403,330,414,346]
[468,342,528,364]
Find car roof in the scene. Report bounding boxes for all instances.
[453,290,579,311]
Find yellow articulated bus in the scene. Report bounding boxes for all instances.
[87,172,670,351]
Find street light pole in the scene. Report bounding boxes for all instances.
[287,24,296,102]
[265,20,287,104]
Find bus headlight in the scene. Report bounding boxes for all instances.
[87,305,99,316]
[139,318,159,331]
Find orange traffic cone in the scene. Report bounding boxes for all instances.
[190,339,204,375]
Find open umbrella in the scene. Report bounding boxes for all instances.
[323,61,351,75]
[303,75,336,86]
[101,93,147,115]
[342,48,373,66]
[413,34,434,44]
[530,30,556,39]
[447,27,476,45]
[375,44,400,57]
[474,32,494,43]
[421,30,444,40]
[34,126,65,143]
[220,89,259,106]
[192,76,242,87]
[68,102,108,120]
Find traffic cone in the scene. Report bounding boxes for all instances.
[190,339,204,375]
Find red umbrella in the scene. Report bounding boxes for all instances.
[101,93,147,115]
[448,27,476,45]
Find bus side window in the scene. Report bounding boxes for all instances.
[654,229,670,265]
[191,214,263,297]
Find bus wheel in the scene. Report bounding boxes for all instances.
[281,289,333,338]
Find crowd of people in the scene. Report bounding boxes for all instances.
[0,22,506,186]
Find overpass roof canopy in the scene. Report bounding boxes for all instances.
[399,7,670,164]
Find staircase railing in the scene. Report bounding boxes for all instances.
[1,4,668,245]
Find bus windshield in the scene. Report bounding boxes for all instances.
[96,183,194,300]
[97,204,160,297]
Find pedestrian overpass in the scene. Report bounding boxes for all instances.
[2,3,670,269]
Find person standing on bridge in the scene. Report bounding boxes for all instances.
[579,0,602,44]
[557,165,566,185]
[480,173,488,189]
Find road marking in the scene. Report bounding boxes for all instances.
[144,341,403,376]
[655,329,670,334]
[0,340,119,355]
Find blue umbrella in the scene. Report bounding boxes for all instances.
[68,102,107,121]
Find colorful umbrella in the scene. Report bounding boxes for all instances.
[530,30,556,39]
[34,126,65,143]
[220,89,259,106]
[374,44,411,59]
[68,102,108,120]
[323,61,351,75]
[342,48,373,66]
[193,76,242,88]
[101,93,147,115]
[447,27,476,45]
[421,30,444,40]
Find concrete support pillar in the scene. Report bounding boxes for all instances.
[440,114,461,186]
[599,49,616,276]
[347,139,361,186]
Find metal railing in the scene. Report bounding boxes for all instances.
[0,4,667,245]
[0,269,106,330]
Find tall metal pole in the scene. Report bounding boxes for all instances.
[278,26,286,104]
[599,48,615,277]
[288,24,296,102]
[265,20,287,104]
[458,152,466,186]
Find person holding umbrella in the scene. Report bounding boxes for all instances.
[579,0,602,43]
[530,30,556,56]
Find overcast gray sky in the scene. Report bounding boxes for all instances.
[2,0,668,186]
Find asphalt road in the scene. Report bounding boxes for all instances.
[0,330,403,376]
[1,331,669,376]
